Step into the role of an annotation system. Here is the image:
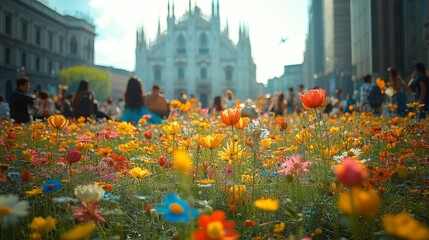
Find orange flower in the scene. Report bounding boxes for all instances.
[192,210,239,240]
[220,108,241,125]
[234,117,249,129]
[338,187,380,218]
[47,115,68,129]
[197,134,226,150]
[298,89,327,110]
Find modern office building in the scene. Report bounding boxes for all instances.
[0,0,95,99]
[134,1,257,107]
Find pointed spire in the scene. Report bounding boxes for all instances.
[224,19,229,35]
[217,0,219,17]
[211,0,214,17]
[157,17,161,37]
[168,0,170,18]
[172,0,175,18]
[189,0,192,14]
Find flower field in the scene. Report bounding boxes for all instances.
[1,92,429,239]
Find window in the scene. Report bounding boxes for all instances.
[225,67,233,81]
[21,53,26,67]
[199,33,209,54]
[21,21,28,41]
[154,68,161,82]
[35,57,40,71]
[5,14,12,35]
[178,66,185,81]
[35,27,41,46]
[200,67,207,80]
[5,48,11,64]
[48,61,53,73]
[86,40,91,60]
[176,35,186,54]
[59,37,64,54]
[70,37,77,55]
[48,32,53,50]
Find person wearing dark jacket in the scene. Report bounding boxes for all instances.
[8,76,35,123]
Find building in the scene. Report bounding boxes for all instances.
[135,1,257,107]
[0,0,95,100]
[323,0,353,95]
[266,64,303,95]
[95,65,134,102]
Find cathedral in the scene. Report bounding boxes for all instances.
[135,0,257,107]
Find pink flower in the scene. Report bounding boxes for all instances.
[200,108,209,115]
[335,156,368,186]
[143,114,152,119]
[278,154,313,179]
[72,201,106,224]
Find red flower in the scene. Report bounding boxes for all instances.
[335,157,368,186]
[21,170,31,182]
[220,108,241,126]
[192,210,239,240]
[298,89,327,110]
[66,150,82,164]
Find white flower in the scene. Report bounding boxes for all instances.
[74,183,105,203]
[0,194,30,228]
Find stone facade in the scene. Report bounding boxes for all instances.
[0,0,95,100]
[135,1,257,107]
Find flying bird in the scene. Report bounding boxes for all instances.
[279,37,289,44]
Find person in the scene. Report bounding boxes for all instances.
[104,96,119,119]
[0,95,10,119]
[8,76,35,123]
[72,80,97,119]
[144,85,169,119]
[287,88,295,114]
[179,91,188,103]
[61,94,73,118]
[273,93,287,116]
[35,91,55,119]
[359,74,374,113]
[407,62,429,117]
[120,77,162,125]
[387,67,408,117]
[344,92,356,114]
[210,95,224,113]
[224,90,235,108]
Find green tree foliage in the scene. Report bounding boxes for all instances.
[59,66,111,101]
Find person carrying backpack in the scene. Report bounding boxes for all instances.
[359,74,384,115]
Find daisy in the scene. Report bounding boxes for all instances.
[0,194,30,228]
[155,193,199,223]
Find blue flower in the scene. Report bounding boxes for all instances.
[102,192,119,201]
[41,179,62,194]
[155,193,199,223]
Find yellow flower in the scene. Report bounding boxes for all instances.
[61,222,96,240]
[234,117,249,130]
[96,147,112,157]
[47,115,68,129]
[383,212,429,240]
[26,188,43,197]
[129,167,151,179]
[254,198,279,211]
[241,174,254,183]
[173,151,192,173]
[261,138,272,148]
[338,187,380,218]
[273,222,285,233]
[30,216,56,234]
[117,122,135,135]
[197,134,226,150]
[163,121,180,135]
[218,141,244,161]
[226,184,247,206]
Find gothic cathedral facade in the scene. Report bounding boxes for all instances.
[135,1,257,107]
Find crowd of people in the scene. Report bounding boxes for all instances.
[2,62,429,125]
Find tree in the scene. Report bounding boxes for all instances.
[59,66,111,101]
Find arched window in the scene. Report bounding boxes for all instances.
[199,33,209,54]
[200,67,207,80]
[178,66,185,81]
[176,35,186,54]
[225,67,233,81]
[154,66,162,82]
[70,37,77,55]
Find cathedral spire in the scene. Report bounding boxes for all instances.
[172,0,175,18]
[211,0,214,17]
[224,18,229,35]
[189,0,192,14]
[157,17,161,37]
[217,0,220,17]
[168,0,170,18]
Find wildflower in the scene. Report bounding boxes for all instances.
[66,150,82,164]
[0,194,30,228]
[273,222,285,233]
[226,185,247,206]
[26,188,43,197]
[278,154,313,179]
[74,183,105,204]
[338,187,380,218]
[254,198,279,211]
[243,219,256,227]
[96,147,112,157]
[261,138,272,148]
[42,179,62,194]
[220,108,241,125]
[155,193,199,223]
[234,117,249,129]
[192,210,239,240]
[173,151,192,174]
[47,115,68,129]
[298,88,327,110]
[163,121,180,135]
[29,216,56,234]
[72,201,106,223]
[335,157,368,186]
[218,141,244,161]
[21,170,31,182]
[383,211,429,239]
[129,167,151,179]
[197,134,227,150]
[61,222,96,240]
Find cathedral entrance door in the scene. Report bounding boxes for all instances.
[200,93,208,108]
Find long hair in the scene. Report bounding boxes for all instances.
[125,77,144,110]
[72,80,90,109]
[212,95,223,112]
[388,67,403,92]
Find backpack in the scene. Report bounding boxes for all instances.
[367,85,384,108]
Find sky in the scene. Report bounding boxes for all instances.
[46,0,308,84]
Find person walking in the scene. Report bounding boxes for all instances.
[8,76,35,123]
